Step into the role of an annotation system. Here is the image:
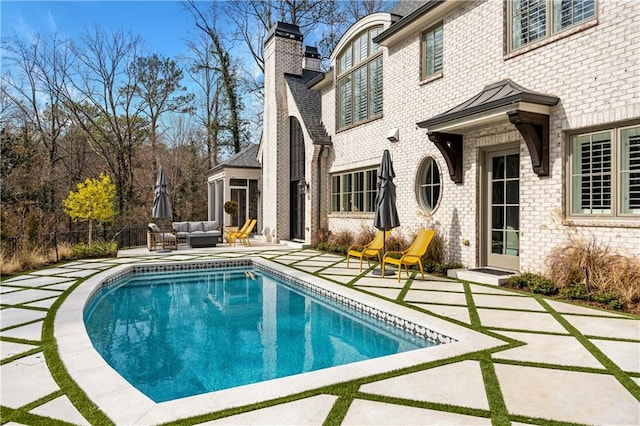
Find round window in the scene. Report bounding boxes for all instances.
[417,157,441,212]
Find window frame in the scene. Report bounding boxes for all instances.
[416,157,442,213]
[567,123,640,220]
[336,26,383,130]
[331,168,378,214]
[507,0,597,53]
[421,22,443,81]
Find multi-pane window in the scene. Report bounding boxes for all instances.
[570,125,640,217]
[337,26,383,129]
[417,158,441,212]
[510,0,596,51]
[422,23,443,79]
[331,168,378,213]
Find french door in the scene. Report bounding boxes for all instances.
[486,149,520,271]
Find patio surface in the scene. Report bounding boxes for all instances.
[1,243,639,425]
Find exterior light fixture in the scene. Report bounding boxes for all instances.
[386,128,399,142]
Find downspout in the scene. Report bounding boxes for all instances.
[316,145,325,236]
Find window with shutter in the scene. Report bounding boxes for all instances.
[369,57,383,116]
[422,23,443,79]
[621,127,640,214]
[336,26,383,130]
[569,125,639,219]
[509,0,595,51]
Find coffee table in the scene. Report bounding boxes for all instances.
[187,233,219,248]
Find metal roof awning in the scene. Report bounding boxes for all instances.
[417,79,559,182]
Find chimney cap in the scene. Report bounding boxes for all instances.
[265,21,303,45]
[304,46,321,59]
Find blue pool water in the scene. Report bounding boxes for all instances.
[84,266,435,402]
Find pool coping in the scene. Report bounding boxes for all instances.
[55,257,505,425]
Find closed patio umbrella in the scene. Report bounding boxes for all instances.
[152,166,173,252]
[373,149,400,275]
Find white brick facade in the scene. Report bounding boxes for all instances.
[263,0,639,273]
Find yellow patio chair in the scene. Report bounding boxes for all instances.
[226,219,251,243]
[229,219,257,246]
[346,230,385,271]
[382,229,435,282]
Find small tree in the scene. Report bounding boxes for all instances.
[63,173,116,244]
[224,200,239,227]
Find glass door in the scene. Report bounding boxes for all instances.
[230,187,247,228]
[486,149,520,270]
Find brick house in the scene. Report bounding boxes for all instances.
[259,0,639,277]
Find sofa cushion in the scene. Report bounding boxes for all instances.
[172,222,189,233]
[148,223,160,233]
[202,221,219,232]
[188,221,204,232]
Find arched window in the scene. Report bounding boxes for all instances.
[337,26,383,129]
[417,157,441,212]
[290,117,305,180]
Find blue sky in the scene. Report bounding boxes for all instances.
[1,1,196,59]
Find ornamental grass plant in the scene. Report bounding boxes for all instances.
[545,236,640,313]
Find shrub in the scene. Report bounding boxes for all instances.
[71,240,117,259]
[436,262,464,275]
[506,272,558,295]
[506,272,538,290]
[384,232,410,253]
[311,226,332,247]
[592,291,626,311]
[559,283,591,300]
[529,276,558,296]
[327,230,354,255]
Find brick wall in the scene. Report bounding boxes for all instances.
[321,0,639,272]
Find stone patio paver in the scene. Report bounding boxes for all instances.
[29,395,91,426]
[493,331,603,368]
[405,290,468,305]
[563,315,640,340]
[0,289,62,305]
[1,275,72,287]
[203,395,338,425]
[409,303,471,324]
[495,363,640,425]
[0,353,60,408]
[471,294,545,311]
[590,338,640,373]
[355,286,401,300]
[342,399,492,425]
[360,360,490,410]
[0,341,38,360]
[0,308,47,329]
[0,320,44,341]
[410,280,465,292]
[545,299,628,317]
[476,308,569,334]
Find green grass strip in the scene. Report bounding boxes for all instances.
[322,383,360,425]
[477,351,510,426]
[462,281,482,328]
[41,276,116,426]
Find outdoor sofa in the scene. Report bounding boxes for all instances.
[171,221,222,245]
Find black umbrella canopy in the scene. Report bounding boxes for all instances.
[374,150,400,231]
[152,166,172,220]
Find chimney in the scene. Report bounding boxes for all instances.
[303,46,321,72]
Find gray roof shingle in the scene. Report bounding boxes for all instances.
[207,143,260,175]
[284,70,332,145]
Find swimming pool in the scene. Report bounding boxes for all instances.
[56,257,502,424]
[84,263,436,402]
